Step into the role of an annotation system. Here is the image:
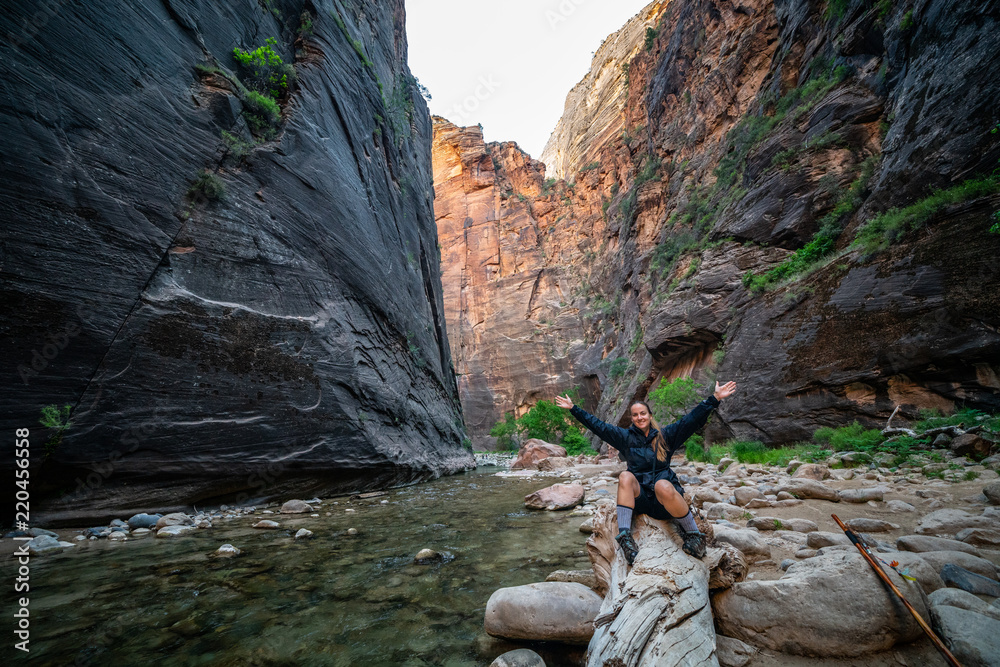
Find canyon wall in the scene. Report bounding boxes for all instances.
[436,0,1000,448]
[1,0,472,523]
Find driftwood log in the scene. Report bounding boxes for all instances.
[585,504,747,667]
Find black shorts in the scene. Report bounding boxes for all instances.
[633,475,685,521]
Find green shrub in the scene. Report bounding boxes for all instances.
[233,37,294,99]
[989,211,999,234]
[40,404,72,457]
[853,175,1000,254]
[581,161,601,172]
[644,26,657,51]
[561,430,597,456]
[825,0,850,20]
[188,171,225,201]
[221,130,255,161]
[647,376,704,424]
[608,357,632,380]
[242,89,282,138]
[812,421,884,451]
[489,413,518,451]
[900,10,914,30]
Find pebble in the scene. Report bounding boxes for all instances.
[347,528,358,536]
[780,559,795,571]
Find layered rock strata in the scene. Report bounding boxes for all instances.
[1,0,471,523]
[436,0,1000,448]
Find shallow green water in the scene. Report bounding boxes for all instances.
[20,469,592,666]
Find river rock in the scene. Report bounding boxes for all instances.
[537,456,574,471]
[775,479,839,502]
[705,502,748,520]
[489,649,546,667]
[280,500,312,514]
[792,464,830,481]
[252,520,280,530]
[956,527,1000,547]
[579,517,595,534]
[108,531,127,541]
[713,552,929,656]
[484,582,601,644]
[716,635,755,667]
[713,526,771,562]
[838,487,884,503]
[524,483,584,511]
[155,513,194,530]
[915,508,998,536]
[940,564,1000,597]
[884,552,945,593]
[347,528,358,536]
[214,544,241,557]
[84,527,111,538]
[916,551,998,581]
[897,534,981,555]
[733,487,764,506]
[748,517,817,533]
[929,604,1000,666]
[546,569,598,590]
[984,481,1000,505]
[929,587,1000,622]
[27,535,64,555]
[294,529,313,540]
[806,532,852,549]
[745,498,774,509]
[950,434,993,459]
[511,440,567,470]
[415,548,444,563]
[886,500,916,512]
[846,518,898,532]
[156,525,196,537]
[131,528,151,537]
[692,487,725,507]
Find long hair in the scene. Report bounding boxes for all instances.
[632,401,667,462]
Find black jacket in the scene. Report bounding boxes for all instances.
[569,395,719,489]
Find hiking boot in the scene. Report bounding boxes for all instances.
[681,530,707,558]
[616,529,639,566]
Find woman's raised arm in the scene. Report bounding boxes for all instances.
[556,394,631,452]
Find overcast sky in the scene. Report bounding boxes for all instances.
[406,0,652,160]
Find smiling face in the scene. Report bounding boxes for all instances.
[630,403,651,433]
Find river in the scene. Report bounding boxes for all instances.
[16,468,592,666]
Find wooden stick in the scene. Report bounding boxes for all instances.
[831,514,962,667]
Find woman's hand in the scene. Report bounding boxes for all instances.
[554,394,574,409]
[714,381,737,401]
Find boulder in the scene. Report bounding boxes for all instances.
[984,481,1000,505]
[484,582,601,644]
[940,564,1000,597]
[156,525,196,537]
[915,509,998,536]
[897,534,981,556]
[524,483,584,511]
[692,487,725,507]
[956,527,1000,547]
[806,532,852,549]
[489,649,546,667]
[127,513,161,529]
[838,487,885,503]
[713,526,771,562]
[886,500,916,512]
[745,498,774,509]
[775,479,840,502]
[26,535,64,555]
[929,587,1000,622]
[916,552,998,581]
[511,440,567,470]
[716,635,755,667]
[785,461,804,474]
[733,487,764,506]
[886,552,945,593]
[537,456,575,471]
[713,552,930,656]
[279,499,313,514]
[950,434,993,459]
[929,605,1000,666]
[846,518,898,533]
[792,464,830,481]
[155,513,194,530]
[705,502,748,520]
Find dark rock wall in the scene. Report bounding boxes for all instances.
[0,0,471,523]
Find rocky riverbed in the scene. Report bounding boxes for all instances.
[480,443,1000,667]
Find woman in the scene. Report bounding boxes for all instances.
[555,380,736,564]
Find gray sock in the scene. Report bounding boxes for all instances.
[674,510,699,534]
[616,505,633,534]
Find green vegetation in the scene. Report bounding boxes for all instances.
[644,26,657,51]
[462,437,473,452]
[813,421,883,450]
[581,161,601,172]
[489,391,596,455]
[900,10,914,31]
[647,377,704,424]
[242,89,282,138]
[991,212,1000,234]
[332,11,374,68]
[233,37,294,100]
[542,177,558,196]
[608,357,632,380]
[853,175,1000,254]
[298,11,314,37]
[825,0,850,20]
[743,156,878,291]
[188,171,225,201]
[40,404,72,457]
[876,0,893,19]
[221,130,255,162]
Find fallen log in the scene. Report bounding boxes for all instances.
[584,505,746,666]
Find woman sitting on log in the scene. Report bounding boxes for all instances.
[554,380,737,563]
